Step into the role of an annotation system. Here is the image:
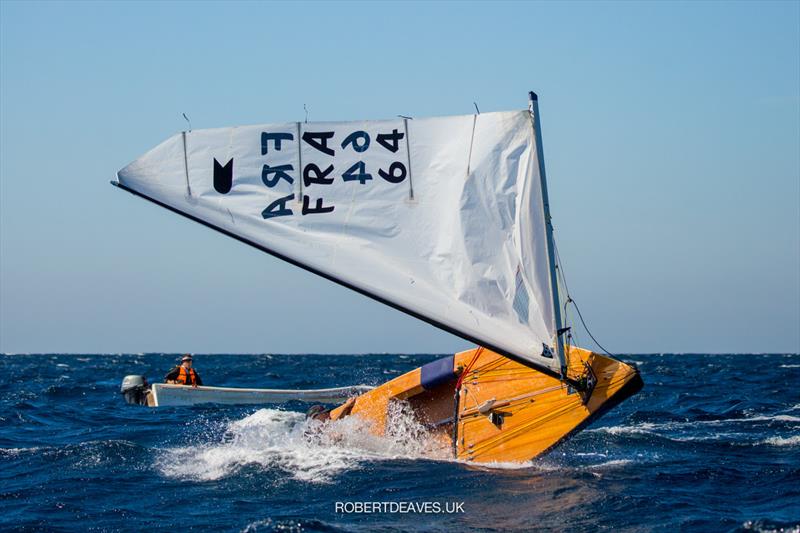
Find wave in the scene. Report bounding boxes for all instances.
[748,415,800,422]
[588,459,634,469]
[587,423,735,443]
[155,403,451,484]
[0,447,43,457]
[460,455,637,475]
[760,435,800,447]
[589,411,800,448]
[240,518,332,533]
[592,412,800,435]
[741,520,800,533]
[0,440,146,471]
[520,455,639,475]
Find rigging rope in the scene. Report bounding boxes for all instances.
[553,240,617,358]
[455,346,484,391]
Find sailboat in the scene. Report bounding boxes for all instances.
[114,92,642,463]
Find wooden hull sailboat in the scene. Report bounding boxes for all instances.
[114,91,643,464]
[331,346,641,463]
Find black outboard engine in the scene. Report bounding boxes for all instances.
[121,375,150,405]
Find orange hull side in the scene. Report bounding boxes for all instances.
[329,347,642,463]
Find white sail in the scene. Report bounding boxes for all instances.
[115,110,560,374]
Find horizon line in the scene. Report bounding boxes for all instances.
[2,352,798,357]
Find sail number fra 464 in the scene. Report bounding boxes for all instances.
[259,128,408,219]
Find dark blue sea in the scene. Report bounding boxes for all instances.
[1,353,798,532]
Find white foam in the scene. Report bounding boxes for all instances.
[0,447,42,457]
[156,402,450,484]
[760,435,800,447]
[591,423,661,436]
[458,459,537,471]
[592,413,800,437]
[750,415,800,423]
[590,423,738,442]
[742,520,800,533]
[591,459,633,469]
[532,457,634,471]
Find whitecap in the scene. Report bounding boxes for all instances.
[590,459,633,469]
[747,415,800,423]
[760,435,800,447]
[0,447,42,457]
[741,520,800,533]
[589,423,661,435]
[457,459,537,471]
[591,413,800,437]
[156,402,451,484]
[241,518,305,533]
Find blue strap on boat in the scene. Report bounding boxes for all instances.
[420,355,456,390]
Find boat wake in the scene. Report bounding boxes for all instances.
[156,403,451,484]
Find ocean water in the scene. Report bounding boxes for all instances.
[1,353,798,532]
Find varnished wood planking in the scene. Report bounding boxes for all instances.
[329,346,641,464]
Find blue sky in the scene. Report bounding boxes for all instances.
[1,1,798,354]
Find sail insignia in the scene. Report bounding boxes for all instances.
[213,158,233,194]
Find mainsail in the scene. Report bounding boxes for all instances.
[114,108,564,376]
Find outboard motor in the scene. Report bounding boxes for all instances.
[120,375,150,405]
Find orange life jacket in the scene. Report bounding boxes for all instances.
[176,366,197,386]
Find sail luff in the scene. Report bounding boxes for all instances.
[528,92,568,378]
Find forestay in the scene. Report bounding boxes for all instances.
[115,110,560,374]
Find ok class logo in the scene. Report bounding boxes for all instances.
[213,158,234,194]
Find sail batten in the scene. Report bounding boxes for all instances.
[115,109,561,374]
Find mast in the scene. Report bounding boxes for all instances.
[528,91,568,379]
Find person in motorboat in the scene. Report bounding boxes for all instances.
[164,354,203,386]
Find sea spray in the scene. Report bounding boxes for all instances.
[157,401,450,484]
